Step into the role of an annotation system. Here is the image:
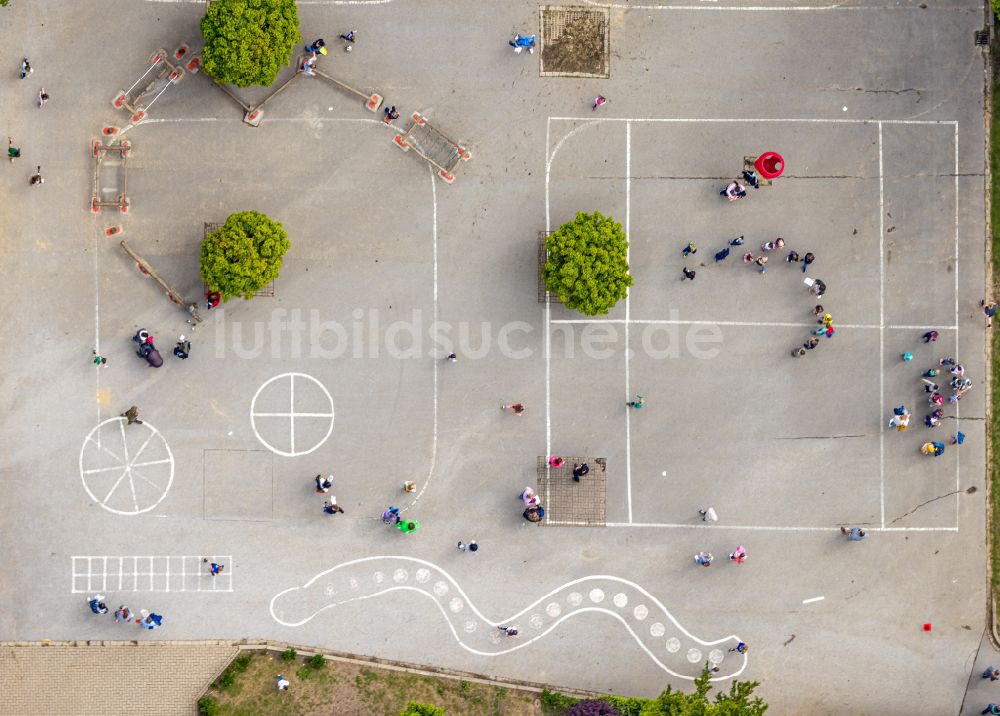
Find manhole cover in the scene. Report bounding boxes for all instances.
[540,5,611,79]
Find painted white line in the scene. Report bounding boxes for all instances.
[878,121,885,530]
[607,522,958,532]
[545,116,552,475]
[954,123,961,527]
[252,412,335,418]
[80,418,174,515]
[625,121,633,525]
[582,0,956,9]
[405,165,440,510]
[269,556,748,682]
[550,319,957,330]
[549,117,958,126]
[250,372,334,457]
[801,596,825,605]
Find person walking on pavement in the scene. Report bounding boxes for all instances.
[729,641,749,654]
[728,545,747,564]
[572,462,589,482]
[88,595,108,614]
[791,346,806,357]
[889,410,909,431]
[682,267,696,281]
[121,405,143,425]
[382,506,400,524]
[305,38,326,53]
[446,352,458,363]
[92,350,107,366]
[714,247,730,262]
[315,474,332,493]
[457,540,478,553]
[729,235,745,247]
[982,667,1000,681]
[682,242,697,257]
[983,299,998,327]
[786,250,800,264]
[29,165,43,185]
[981,705,1000,715]
[721,180,747,201]
[203,559,224,576]
[801,252,815,273]
[323,499,345,515]
[627,394,644,409]
[37,88,48,108]
[841,526,867,541]
[502,403,526,416]
[20,58,32,79]
[922,330,939,343]
[339,30,357,49]
[755,256,767,273]
[114,605,132,623]
[508,33,537,54]
[498,625,518,636]
[384,105,399,124]
[592,95,607,111]
[8,136,20,163]
[699,507,718,522]
[398,519,420,534]
[173,335,191,359]
[694,552,714,567]
[951,431,966,446]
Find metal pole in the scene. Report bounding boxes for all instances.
[313,69,369,101]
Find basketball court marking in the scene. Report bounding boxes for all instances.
[71,555,234,593]
[545,116,960,533]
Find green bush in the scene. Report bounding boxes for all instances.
[306,654,326,669]
[543,211,632,316]
[197,696,221,716]
[200,0,301,87]
[400,702,446,716]
[214,670,236,690]
[200,210,291,302]
[231,654,252,673]
[280,648,297,662]
[993,0,1000,19]
[541,689,579,714]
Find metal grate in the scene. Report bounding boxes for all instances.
[203,222,274,297]
[538,231,564,304]
[537,456,607,526]
[540,5,611,79]
[975,29,990,46]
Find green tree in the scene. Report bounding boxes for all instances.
[543,666,767,716]
[543,211,632,316]
[200,0,301,88]
[200,211,290,301]
[400,702,446,716]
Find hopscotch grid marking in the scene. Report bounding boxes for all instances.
[71,556,234,593]
[624,121,633,524]
[878,121,885,529]
[546,115,960,532]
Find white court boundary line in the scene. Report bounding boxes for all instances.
[545,116,961,534]
[582,0,976,9]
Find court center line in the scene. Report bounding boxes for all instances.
[624,121,633,525]
[582,0,978,9]
[549,117,958,126]
[878,121,885,530]
[605,522,958,532]
[801,596,825,604]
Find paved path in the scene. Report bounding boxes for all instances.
[0,642,236,716]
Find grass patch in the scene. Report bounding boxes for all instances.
[202,650,541,715]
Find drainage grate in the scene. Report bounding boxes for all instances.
[538,231,564,304]
[976,29,990,46]
[540,5,611,79]
[204,222,275,297]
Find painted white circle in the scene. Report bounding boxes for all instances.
[613,593,628,608]
[373,571,384,584]
[589,588,605,603]
[349,577,359,590]
[448,597,464,613]
[250,372,335,457]
[393,568,408,583]
[650,622,665,637]
[415,568,431,583]
[666,637,681,653]
[567,591,583,606]
[687,648,703,663]
[79,417,175,515]
[633,605,648,621]
[546,602,562,617]
[529,614,544,629]
[433,581,449,596]
[708,649,724,664]
[324,584,335,597]
[463,620,477,633]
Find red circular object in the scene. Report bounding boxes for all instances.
[754,152,784,179]
[922,623,932,631]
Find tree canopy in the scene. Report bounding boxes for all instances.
[200,0,301,88]
[543,211,633,316]
[200,210,291,301]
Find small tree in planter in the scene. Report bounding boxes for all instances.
[543,211,632,316]
[200,0,301,88]
[200,211,290,302]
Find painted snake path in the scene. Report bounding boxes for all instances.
[270,556,747,680]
